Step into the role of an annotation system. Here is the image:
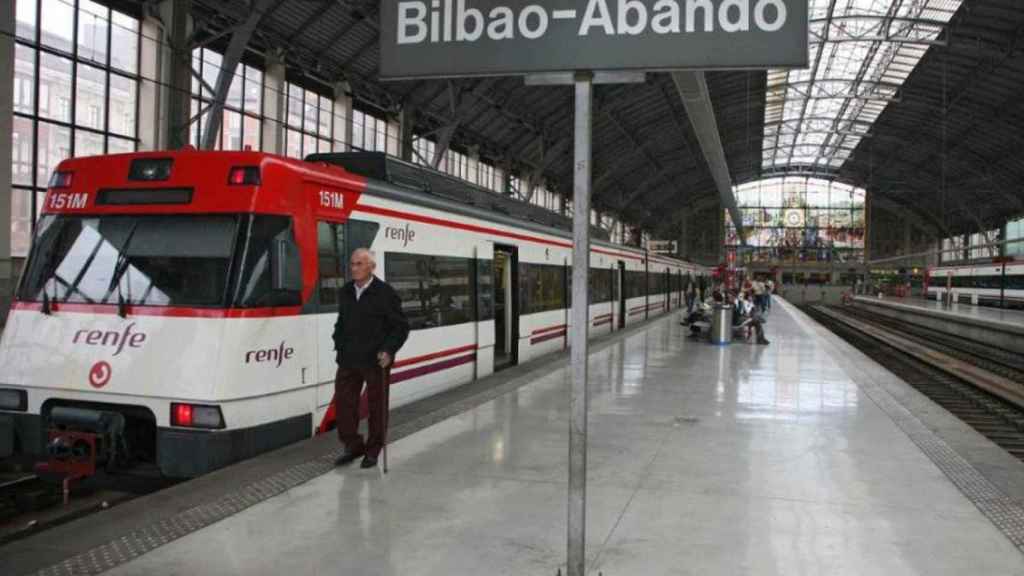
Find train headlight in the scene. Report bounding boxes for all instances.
[0,388,28,411]
[129,158,173,181]
[171,403,225,429]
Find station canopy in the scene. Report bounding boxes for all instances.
[189,0,1021,238]
[763,0,962,171]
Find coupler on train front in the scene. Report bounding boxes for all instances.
[33,406,132,502]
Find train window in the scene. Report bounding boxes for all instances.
[317,221,344,309]
[589,268,612,304]
[520,263,567,314]
[345,220,380,267]
[476,259,494,321]
[386,253,475,330]
[625,270,646,299]
[19,214,238,307]
[1006,273,1024,291]
[316,219,380,311]
[234,215,301,308]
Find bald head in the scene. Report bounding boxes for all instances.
[350,248,376,285]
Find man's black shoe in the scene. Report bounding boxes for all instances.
[360,455,378,469]
[335,450,363,467]
[756,338,770,345]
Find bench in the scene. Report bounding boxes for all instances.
[687,320,752,342]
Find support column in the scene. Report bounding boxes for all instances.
[0,0,14,324]
[332,81,352,153]
[261,54,285,155]
[138,14,165,150]
[386,118,401,157]
[399,106,416,161]
[159,0,192,150]
[467,145,480,185]
[567,72,592,576]
[678,210,690,259]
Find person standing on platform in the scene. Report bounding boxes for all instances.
[332,248,409,469]
[766,278,775,312]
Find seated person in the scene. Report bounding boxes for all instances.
[733,292,770,345]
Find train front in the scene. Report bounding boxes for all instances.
[0,150,308,478]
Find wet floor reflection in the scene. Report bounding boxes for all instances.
[101,301,1024,576]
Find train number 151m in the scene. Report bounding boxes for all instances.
[48,192,89,210]
[319,190,345,210]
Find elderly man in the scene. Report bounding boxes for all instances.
[332,248,409,469]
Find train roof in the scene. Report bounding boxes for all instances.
[305,152,610,243]
[50,149,700,269]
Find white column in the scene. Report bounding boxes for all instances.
[386,119,400,157]
[138,15,166,151]
[332,81,352,152]
[261,55,285,155]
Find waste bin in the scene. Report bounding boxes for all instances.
[710,304,733,345]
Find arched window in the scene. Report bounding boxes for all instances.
[725,177,866,265]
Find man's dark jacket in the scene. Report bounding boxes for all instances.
[332,276,410,368]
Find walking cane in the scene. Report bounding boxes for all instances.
[381,364,391,474]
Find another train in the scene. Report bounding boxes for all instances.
[0,149,706,477]
[925,260,1024,308]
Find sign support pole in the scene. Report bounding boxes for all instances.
[568,70,592,576]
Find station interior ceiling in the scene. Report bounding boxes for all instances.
[184,0,1023,251]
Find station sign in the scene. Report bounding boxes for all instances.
[380,0,808,79]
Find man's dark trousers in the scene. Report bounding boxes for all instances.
[335,366,385,458]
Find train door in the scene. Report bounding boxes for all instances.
[313,219,379,426]
[475,241,496,379]
[609,264,617,330]
[678,270,684,309]
[494,245,519,370]
[617,261,626,329]
[314,220,345,417]
[664,268,670,312]
[644,259,650,320]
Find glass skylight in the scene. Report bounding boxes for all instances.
[763,0,962,171]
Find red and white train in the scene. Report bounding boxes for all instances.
[925,260,1024,308]
[0,149,705,477]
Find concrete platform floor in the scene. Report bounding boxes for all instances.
[854,295,1024,328]
[103,299,1024,576]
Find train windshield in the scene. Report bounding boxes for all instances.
[19,214,238,307]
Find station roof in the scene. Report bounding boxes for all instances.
[187,0,1023,238]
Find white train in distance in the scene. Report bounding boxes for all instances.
[0,149,707,478]
[925,260,1024,309]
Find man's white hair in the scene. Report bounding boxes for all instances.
[351,247,376,265]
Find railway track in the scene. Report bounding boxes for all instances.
[0,465,175,545]
[841,303,1024,381]
[804,305,1024,461]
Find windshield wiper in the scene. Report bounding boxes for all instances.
[107,221,140,318]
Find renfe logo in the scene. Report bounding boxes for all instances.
[89,361,112,388]
[246,342,295,368]
[73,323,147,356]
[385,223,416,247]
